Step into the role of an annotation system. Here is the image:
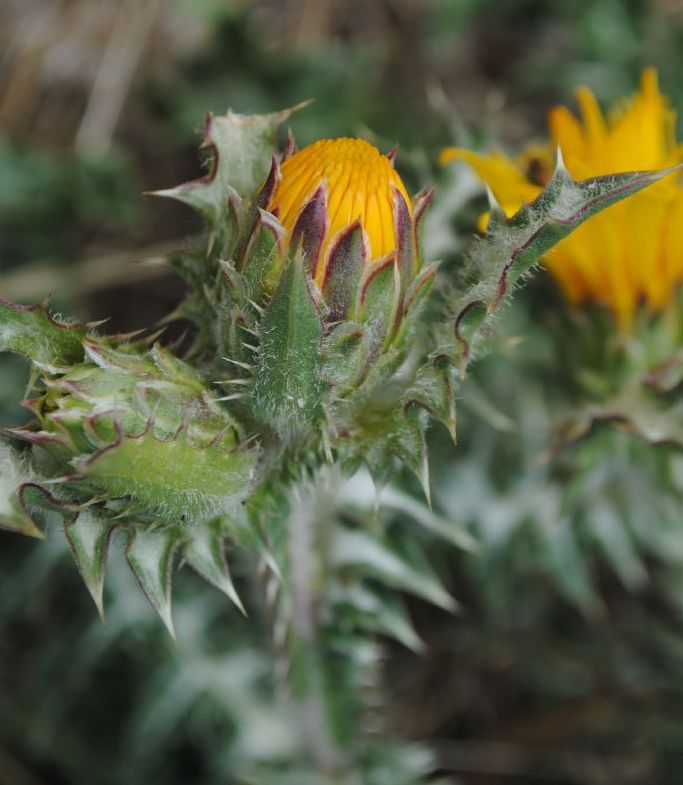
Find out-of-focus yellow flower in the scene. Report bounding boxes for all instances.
[268,138,413,288]
[440,68,683,327]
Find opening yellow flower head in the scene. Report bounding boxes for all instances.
[441,68,683,327]
[266,138,414,290]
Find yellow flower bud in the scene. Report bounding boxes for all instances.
[267,138,413,288]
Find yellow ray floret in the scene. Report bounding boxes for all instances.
[268,138,412,286]
[441,68,683,327]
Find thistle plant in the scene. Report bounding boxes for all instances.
[0,100,676,781]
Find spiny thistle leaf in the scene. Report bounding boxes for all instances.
[321,322,367,391]
[154,105,306,227]
[331,528,456,611]
[65,510,115,619]
[0,498,45,538]
[341,472,479,553]
[0,298,91,368]
[184,521,245,613]
[127,526,180,638]
[448,161,683,372]
[334,583,423,653]
[251,252,323,434]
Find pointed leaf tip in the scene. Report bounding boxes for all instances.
[184,525,246,614]
[65,511,114,620]
[126,527,179,639]
[454,159,683,362]
[485,185,500,210]
[485,186,507,224]
[332,528,457,612]
[393,186,415,289]
[149,103,312,233]
[554,144,569,175]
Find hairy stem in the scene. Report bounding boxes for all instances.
[273,467,362,781]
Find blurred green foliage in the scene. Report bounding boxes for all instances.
[0,143,140,268]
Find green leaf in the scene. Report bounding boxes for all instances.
[251,253,323,434]
[0,445,77,538]
[545,516,601,614]
[449,160,683,370]
[402,261,439,324]
[334,584,423,652]
[0,299,88,367]
[331,528,456,611]
[65,510,115,619]
[184,521,245,613]
[590,503,648,591]
[127,526,180,638]
[342,472,479,553]
[154,106,306,232]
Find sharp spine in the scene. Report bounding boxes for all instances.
[223,357,254,370]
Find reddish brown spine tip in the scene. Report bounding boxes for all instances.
[283,127,298,161]
[413,188,435,228]
[257,155,282,207]
[200,112,214,149]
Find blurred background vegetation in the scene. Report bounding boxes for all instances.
[3,1,683,783]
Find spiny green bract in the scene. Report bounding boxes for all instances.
[0,299,256,629]
[8,336,256,523]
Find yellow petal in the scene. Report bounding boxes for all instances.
[440,147,541,215]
